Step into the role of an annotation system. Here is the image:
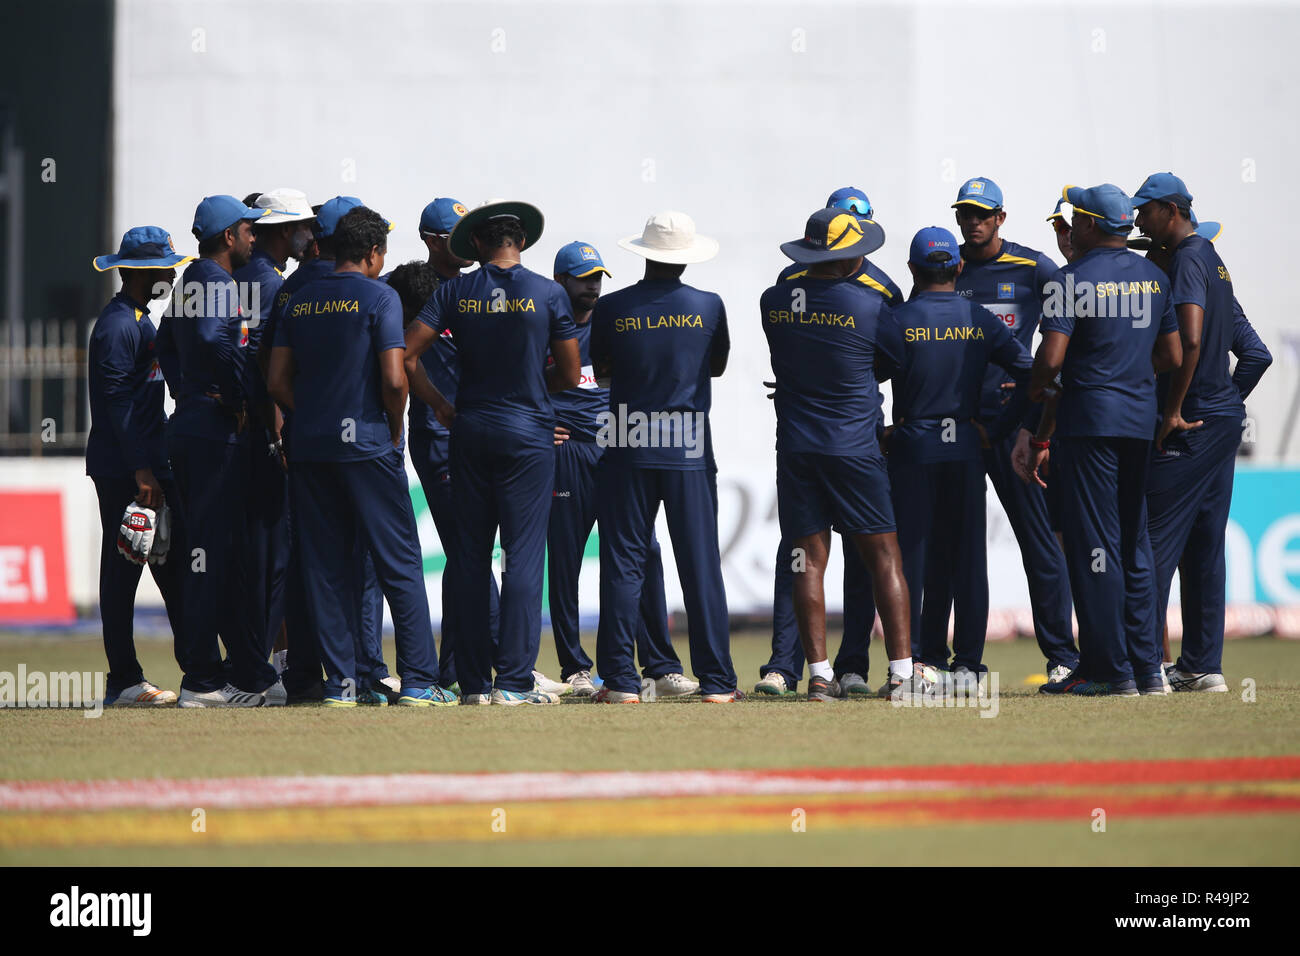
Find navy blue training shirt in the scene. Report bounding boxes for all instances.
[274,271,406,462]
[233,248,286,421]
[1159,233,1243,422]
[415,263,577,446]
[1039,247,1178,440]
[548,318,608,442]
[759,276,897,457]
[954,239,1058,420]
[405,271,464,441]
[159,257,250,443]
[86,292,172,478]
[590,278,728,470]
[879,291,1031,464]
[1231,298,1271,401]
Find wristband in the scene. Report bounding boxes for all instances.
[1030,439,1051,450]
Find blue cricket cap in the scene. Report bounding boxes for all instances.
[909,226,962,267]
[317,196,395,238]
[419,198,469,235]
[93,226,195,272]
[826,186,873,218]
[1046,197,1070,222]
[1194,215,1223,242]
[554,241,612,278]
[1062,184,1135,235]
[780,207,885,264]
[1132,172,1193,210]
[192,195,268,241]
[952,177,1003,210]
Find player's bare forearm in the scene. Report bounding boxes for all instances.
[1034,392,1059,443]
[1164,303,1203,416]
[1029,331,1068,402]
[379,348,409,446]
[267,346,295,412]
[547,337,581,392]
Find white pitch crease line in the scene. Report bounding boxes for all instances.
[0,770,961,812]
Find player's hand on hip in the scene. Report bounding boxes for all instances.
[554,425,571,446]
[762,380,776,400]
[998,381,1016,405]
[433,398,457,430]
[1156,412,1204,452]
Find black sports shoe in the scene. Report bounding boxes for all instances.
[807,675,840,702]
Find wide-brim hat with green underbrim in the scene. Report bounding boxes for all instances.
[448,200,545,261]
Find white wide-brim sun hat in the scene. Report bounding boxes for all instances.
[618,210,719,264]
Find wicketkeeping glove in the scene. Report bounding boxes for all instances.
[148,504,172,566]
[117,504,157,566]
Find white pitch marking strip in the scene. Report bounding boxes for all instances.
[0,770,959,812]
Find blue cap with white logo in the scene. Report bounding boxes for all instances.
[419,198,469,236]
[192,195,268,241]
[1132,172,1193,211]
[554,241,612,278]
[909,226,962,267]
[1062,184,1135,235]
[952,177,1004,211]
[826,186,873,219]
[317,196,395,238]
[93,226,195,272]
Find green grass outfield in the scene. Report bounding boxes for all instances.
[2,631,1298,865]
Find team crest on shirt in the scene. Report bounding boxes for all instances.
[997,282,1015,300]
[146,360,163,383]
[239,320,249,347]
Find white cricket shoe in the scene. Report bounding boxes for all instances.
[593,686,640,704]
[654,672,699,697]
[110,680,177,707]
[567,670,598,697]
[1047,664,1074,684]
[261,680,287,707]
[836,672,871,699]
[493,687,561,706]
[460,693,492,706]
[532,670,571,696]
[379,675,401,694]
[177,684,265,708]
[1166,667,1228,693]
[754,672,795,697]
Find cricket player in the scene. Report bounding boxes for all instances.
[402,198,500,694]
[880,227,1032,689]
[1030,184,1183,696]
[1139,216,1272,672]
[270,196,398,702]
[87,227,195,706]
[547,241,695,698]
[233,189,312,672]
[404,200,580,705]
[591,211,740,703]
[268,205,452,707]
[1134,172,1267,692]
[157,195,281,706]
[757,186,901,698]
[759,207,932,702]
[951,176,1078,682]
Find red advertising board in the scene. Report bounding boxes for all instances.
[0,491,75,622]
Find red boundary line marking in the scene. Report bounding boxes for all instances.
[2,756,1297,813]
